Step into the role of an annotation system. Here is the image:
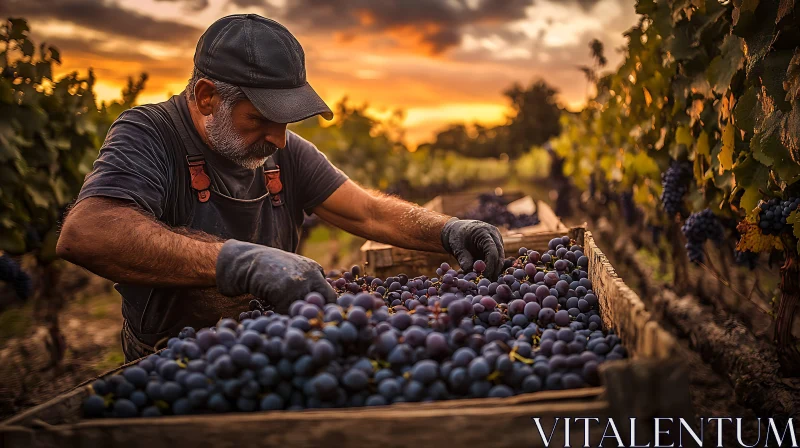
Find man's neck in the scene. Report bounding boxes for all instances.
[186,94,212,147]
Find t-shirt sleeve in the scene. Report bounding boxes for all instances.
[286,132,349,214]
[76,108,172,218]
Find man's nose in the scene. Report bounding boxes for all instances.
[265,123,288,148]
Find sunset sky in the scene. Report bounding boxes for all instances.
[4,0,638,146]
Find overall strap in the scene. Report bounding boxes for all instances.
[164,99,211,203]
[264,155,284,207]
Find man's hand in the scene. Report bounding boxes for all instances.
[441,218,504,280]
[216,240,337,314]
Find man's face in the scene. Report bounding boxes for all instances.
[205,97,288,169]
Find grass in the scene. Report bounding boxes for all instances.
[636,247,674,284]
[0,304,33,343]
[96,348,125,372]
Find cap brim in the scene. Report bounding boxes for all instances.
[241,82,333,124]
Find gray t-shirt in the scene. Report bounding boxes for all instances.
[75,95,348,346]
[77,94,348,242]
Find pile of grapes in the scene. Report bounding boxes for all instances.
[757,197,800,236]
[464,194,539,229]
[83,236,627,419]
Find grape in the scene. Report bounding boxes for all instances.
[0,254,32,300]
[83,395,106,418]
[113,399,138,418]
[411,360,439,384]
[681,209,723,263]
[463,194,540,229]
[82,235,629,418]
[660,160,691,217]
[757,197,800,236]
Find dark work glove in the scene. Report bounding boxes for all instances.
[216,240,337,314]
[441,218,504,281]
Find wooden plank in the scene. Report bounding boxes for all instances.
[2,400,612,448]
[584,231,678,360]
[505,196,536,215]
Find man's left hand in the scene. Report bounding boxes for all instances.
[441,218,504,280]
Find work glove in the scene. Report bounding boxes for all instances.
[440,218,505,281]
[216,240,337,314]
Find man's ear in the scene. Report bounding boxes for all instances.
[194,79,218,116]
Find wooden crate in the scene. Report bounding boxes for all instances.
[0,230,692,448]
[422,190,526,217]
[362,200,568,279]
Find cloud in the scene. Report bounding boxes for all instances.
[1,0,202,44]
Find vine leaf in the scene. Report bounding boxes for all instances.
[784,50,800,102]
[737,211,783,253]
[697,130,710,156]
[733,156,769,212]
[777,0,795,23]
[707,35,745,94]
[719,122,735,172]
[675,125,693,147]
[788,210,800,239]
[734,86,759,133]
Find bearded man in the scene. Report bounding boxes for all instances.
[56,14,504,362]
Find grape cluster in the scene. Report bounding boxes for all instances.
[660,160,691,217]
[757,197,800,236]
[83,235,627,418]
[0,254,32,300]
[734,250,758,270]
[464,194,539,229]
[681,209,723,263]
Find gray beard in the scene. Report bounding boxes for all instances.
[206,101,279,170]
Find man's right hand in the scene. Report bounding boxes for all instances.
[216,240,337,314]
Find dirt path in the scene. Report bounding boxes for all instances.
[0,268,122,420]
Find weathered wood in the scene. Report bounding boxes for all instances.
[422,191,526,216]
[652,290,800,419]
[361,209,571,279]
[585,231,677,361]
[2,400,613,448]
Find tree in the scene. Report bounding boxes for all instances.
[0,17,147,364]
[428,79,561,159]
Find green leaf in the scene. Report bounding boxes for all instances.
[19,39,34,57]
[777,0,795,23]
[707,35,745,94]
[48,46,61,64]
[781,106,800,163]
[733,0,760,36]
[784,50,800,102]
[734,156,770,212]
[675,126,693,147]
[8,18,30,40]
[0,228,26,254]
[35,61,52,82]
[635,0,657,14]
[759,50,795,111]
[697,130,710,156]
[751,110,800,184]
[719,122,736,172]
[734,86,759,132]
[788,210,800,239]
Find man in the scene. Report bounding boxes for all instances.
[56,14,504,362]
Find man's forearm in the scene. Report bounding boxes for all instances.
[367,195,451,252]
[57,197,223,288]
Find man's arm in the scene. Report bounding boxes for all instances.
[56,197,223,288]
[311,180,450,253]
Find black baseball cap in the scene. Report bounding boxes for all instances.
[194,14,333,123]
